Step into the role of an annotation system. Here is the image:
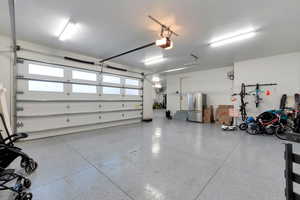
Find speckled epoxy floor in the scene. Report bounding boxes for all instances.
[1,110,296,200]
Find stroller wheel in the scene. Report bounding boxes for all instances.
[264,126,275,135]
[239,123,248,131]
[20,158,28,168]
[25,159,38,174]
[275,126,292,141]
[247,123,260,135]
[15,192,33,200]
[23,178,31,189]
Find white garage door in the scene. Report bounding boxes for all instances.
[15,59,143,139]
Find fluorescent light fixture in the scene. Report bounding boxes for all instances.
[154,83,162,88]
[58,20,79,41]
[152,76,160,82]
[54,18,69,37]
[164,67,186,73]
[210,27,257,48]
[143,55,165,66]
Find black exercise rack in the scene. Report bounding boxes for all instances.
[285,143,300,200]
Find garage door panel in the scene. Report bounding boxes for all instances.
[17,80,68,100]
[125,102,142,110]
[16,60,143,137]
[17,93,70,101]
[17,116,68,132]
[67,102,100,113]
[101,112,123,123]
[68,93,100,101]
[16,101,142,117]
[17,102,69,116]
[69,113,100,126]
[100,102,124,111]
[17,112,135,133]
[102,69,142,79]
[17,61,67,82]
[124,111,142,119]
[101,94,123,101]
[123,95,142,101]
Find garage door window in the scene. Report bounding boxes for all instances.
[125,79,139,86]
[28,64,64,77]
[72,70,97,81]
[103,87,120,95]
[72,84,97,93]
[125,89,139,95]
[28,80,64,92]
[102,75,121,84]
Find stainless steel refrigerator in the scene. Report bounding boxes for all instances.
[187,93,206,122]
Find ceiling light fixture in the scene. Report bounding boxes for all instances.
[58,20,79,41]
[152,76,160,82]
[154,83,162,88]
[143,55,165,66]
[164,67,186,73]
[209,27,257,48]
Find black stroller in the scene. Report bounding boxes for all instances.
[0,114,38,200]
[0,144,33,200]
[0,114,38,173]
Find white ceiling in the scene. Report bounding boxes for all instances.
[1,0,300,73]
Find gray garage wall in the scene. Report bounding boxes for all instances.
[234,52,300,117]
[167,52,300,118]
[166,66,234,114]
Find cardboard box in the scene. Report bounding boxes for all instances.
[203,106,214,123]
[216,105,233,125]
